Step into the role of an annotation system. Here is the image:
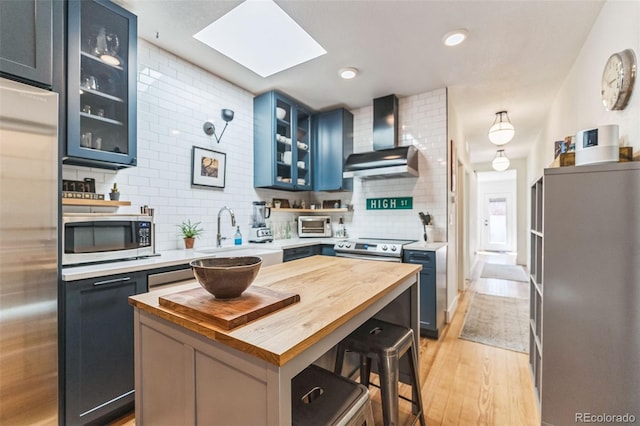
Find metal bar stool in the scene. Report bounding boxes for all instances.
[292,364,375,426]
[334,318,426,426]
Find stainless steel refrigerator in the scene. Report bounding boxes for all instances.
[0,77,59,424]
[542,162,640,425]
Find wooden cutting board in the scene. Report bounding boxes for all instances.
[158,286,300,330]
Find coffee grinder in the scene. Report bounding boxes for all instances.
[249,201,273,243]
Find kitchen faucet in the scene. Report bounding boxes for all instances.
[216,206,237,247]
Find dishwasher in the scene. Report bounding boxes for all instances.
[147,267,195,293]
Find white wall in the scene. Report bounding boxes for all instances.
[63,40,451,253]
[64,40,297,251]
[528,0,640,181]
[343,90,449,242]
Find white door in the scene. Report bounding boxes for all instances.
[482,192,513,252]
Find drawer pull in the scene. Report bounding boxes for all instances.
[93,277,132,286]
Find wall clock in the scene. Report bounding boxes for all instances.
[601,48,636,111]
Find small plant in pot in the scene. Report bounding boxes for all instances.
[109,183,120,201]
[178,219,203,249]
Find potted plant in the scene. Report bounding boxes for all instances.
[109,183,120,201]
[178,219,203,249]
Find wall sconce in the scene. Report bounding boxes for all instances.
[203,109,234,143]
[492,149,510,171]
[488,110,515,145]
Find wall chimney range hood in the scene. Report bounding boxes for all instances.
[343,94,419,179]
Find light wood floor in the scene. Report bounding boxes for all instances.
[112,253,539,426]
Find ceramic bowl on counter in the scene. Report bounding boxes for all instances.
[190,256,262,299]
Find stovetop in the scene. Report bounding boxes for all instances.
[333,238,416,257]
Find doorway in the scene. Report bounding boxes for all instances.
[477,170,517,253]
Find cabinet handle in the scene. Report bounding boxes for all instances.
[93,277,132,286]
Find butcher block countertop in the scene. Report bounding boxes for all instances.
[129,256,421,366]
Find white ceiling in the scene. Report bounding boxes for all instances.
[120,0,604,163]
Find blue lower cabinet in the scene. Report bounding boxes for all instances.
[283,245,321,262]
[64,272,146,425]
[403,248,446,338]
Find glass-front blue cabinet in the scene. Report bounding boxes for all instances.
[65,0,137,169]
[254,91,312,190]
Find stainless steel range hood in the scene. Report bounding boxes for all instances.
[343,94,419,179]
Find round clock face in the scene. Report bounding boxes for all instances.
[601,49,636,111]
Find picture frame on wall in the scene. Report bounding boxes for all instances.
[191,146,226,188]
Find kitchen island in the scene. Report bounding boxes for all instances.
[129,255,421,425]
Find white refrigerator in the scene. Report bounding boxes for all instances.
[542,162,640,425]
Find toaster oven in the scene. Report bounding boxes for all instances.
[298,216,332,238]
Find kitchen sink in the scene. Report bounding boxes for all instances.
[195,246,283,267]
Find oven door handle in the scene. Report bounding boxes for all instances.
[93,277,132,286]
[335,252,402,262]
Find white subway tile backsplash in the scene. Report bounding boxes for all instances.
[63,40,449,249]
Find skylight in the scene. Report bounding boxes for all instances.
[193,0,326,78]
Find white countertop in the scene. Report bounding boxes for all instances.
[404,241,448,251]
[61,238,340,281]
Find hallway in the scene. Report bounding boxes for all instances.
[413,252,537,425]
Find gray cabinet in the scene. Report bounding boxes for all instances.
[0,0,53,87]
[254,91,312,190]
[541,163,640,425]
[403,247,446,338]
[64,0,138,169]
[313,108,353,191]
[64,271,146,425]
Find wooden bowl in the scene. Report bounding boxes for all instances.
[190,256,262,299]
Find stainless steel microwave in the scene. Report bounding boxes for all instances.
[62,214,154,265]
[298,216,332,238]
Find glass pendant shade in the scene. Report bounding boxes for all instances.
[492,149,510,171]
[488,111,515,145]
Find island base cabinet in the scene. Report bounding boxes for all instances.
[135,312,277,425]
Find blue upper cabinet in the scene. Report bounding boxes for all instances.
[0,0,53,87]
[254,91,313,191]
[313,108,353,192]
[65,0,137,169]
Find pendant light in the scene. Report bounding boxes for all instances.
[488,111,515,145]
[492,149,510,171]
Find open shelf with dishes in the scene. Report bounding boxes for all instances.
[62,199,131,207]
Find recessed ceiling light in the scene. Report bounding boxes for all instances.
[442,29,468,47]
[193,0,326,78]
[339,67,358,79]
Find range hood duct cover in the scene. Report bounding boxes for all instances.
[343,94,419,179]
[343,146,419,179]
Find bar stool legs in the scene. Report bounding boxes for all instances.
[334,318,426,426]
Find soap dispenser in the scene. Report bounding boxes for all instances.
[234,226,242,246]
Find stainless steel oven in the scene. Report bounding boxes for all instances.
[333,238,415,262]
[62,213,154,265]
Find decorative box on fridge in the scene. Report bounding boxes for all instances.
[575,125,619,166]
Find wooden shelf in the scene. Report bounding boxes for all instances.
[62,199,131,207]
[272,208,349,213]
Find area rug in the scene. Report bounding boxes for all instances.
[459,292,529,353]
[480,262,528,282]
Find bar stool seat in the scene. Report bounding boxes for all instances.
[334,318,426,426]
[292,364,375,426]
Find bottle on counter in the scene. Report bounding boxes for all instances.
[234,226,242,245]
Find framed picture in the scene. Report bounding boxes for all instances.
[191,146,226,188]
